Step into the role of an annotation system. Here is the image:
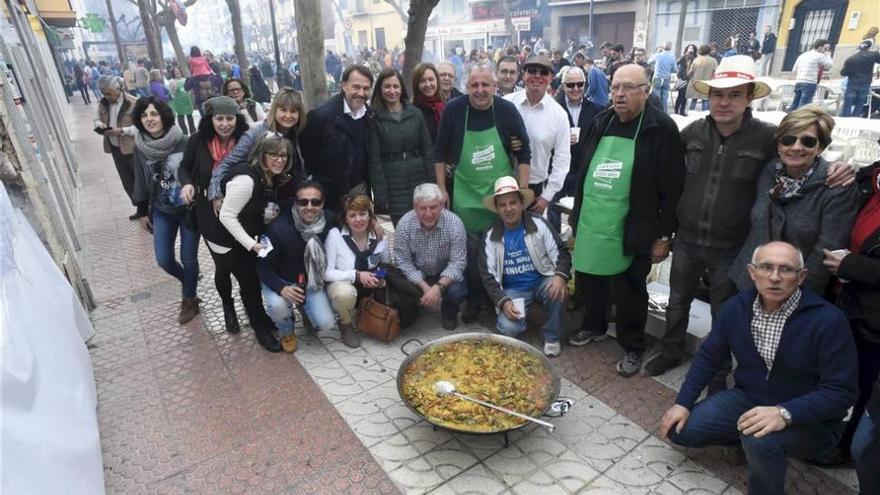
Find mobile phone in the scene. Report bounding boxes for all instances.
[94,126,108,135]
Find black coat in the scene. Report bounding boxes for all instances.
[299,93,372,211]
[837,164,880,344]
[568,104,685,256]
[554,93,604,198]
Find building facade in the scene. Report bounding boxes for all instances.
[549,0,649,55]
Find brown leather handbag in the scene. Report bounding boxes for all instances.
[356,286,400,342]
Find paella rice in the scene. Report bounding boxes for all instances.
[400,339,554,433]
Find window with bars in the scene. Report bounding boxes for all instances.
[798,9,835,54]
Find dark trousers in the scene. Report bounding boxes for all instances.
[109,146,136,204]
[660,240,738,359]
[208,245,276,332]
[177,114,196,135]
[576,255,652,354]
[852,411,880,495]
[838,325,880,451]
[465,232,488,309]
[789,82,817,111]
[674,87,688,115]
[670,388,842,495]
[76,81,91,104]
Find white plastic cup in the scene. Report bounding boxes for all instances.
[570,127,580,143]
[512,298,526,319]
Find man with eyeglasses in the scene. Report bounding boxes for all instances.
[567,63,685,378]
[300,65,373,213]
[660,241,857,495]
[505,54,571,219]
[437,61,463,100]
[645,56,854,378]
[495,56,523,97]
[547,67,604,232]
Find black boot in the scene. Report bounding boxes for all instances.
[222,300,241,334]
[254,326,282,353]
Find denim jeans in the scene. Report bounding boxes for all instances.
[496,275,564,343]
[465,232,488,309]
[261,282,335,335]
[652,77,671,113]
[670,388,842,495]
[840,83,870,117]
[659,240,738,359]
[789,82,817,111]
[151,209,200,297]
[689,99,708,111]
[851,411,880,495]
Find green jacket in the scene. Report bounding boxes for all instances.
[368,103,434,218]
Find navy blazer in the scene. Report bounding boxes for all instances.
[553,93,603,197]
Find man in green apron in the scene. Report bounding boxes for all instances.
[566,64,686,378]
[433,62,532,323]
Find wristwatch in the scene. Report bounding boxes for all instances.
[777,407,792,426]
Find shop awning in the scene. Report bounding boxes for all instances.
[35,0,77,27]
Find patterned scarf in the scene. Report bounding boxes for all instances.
[769,159,818,202]
[207,135,236,170]
[291,206,327,291]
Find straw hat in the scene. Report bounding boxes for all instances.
[693,55,771,99]
[482,176,535,212]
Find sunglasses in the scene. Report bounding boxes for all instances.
[779,135,818,149]
[296,198,323,207]
[564,82,585,89]
[525,67,551,76]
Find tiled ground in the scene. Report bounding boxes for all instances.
[68,99,859,494]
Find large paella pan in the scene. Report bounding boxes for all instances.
[396,333,561,434]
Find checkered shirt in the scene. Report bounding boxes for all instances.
[392,209,467,284]
[750,288,802,372]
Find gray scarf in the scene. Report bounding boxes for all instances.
[291,206,327,291]
[135,125,185,162]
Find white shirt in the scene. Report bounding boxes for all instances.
[792,49,833,84]
[565,98,582,125]
[343,98,367,120]
[107,97,124,147]
[324,226,390,283]
[504,91,571,201]
[218,175,259,252]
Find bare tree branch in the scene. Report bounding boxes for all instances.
[383,0,408,23]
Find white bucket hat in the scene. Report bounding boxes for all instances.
[693,55,772,99]
[482,176,534,212]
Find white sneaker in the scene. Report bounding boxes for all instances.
[543,341,561,357]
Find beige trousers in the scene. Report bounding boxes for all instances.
[327,281,358,325]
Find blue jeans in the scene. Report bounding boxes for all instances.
[151,209,200,297]
[789,82,817,111]
[438,278,468,317]
[840,83,870,117]
[852,411,880,495]
[670,388,842,495]
[496,276,564,343]
[652,77,671,113]
[261,282,335,336]
[689,99,708,111]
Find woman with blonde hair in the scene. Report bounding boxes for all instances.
[208,88,308,208]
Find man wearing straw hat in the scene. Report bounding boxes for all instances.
[645,55,854,378]
[478,176,571,357]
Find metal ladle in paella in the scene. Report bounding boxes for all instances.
[401,340,554,433]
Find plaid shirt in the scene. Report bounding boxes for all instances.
[751,288,802,372]
[392,209,467,284]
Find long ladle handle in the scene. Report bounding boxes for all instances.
[452,392,556,431]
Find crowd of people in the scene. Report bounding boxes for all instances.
[87,34,880,494]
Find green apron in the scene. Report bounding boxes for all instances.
[453,105,513,234]
[573,112,644,275]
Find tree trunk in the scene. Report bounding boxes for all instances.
[160,10,188,75]
[294,0,328,108]
[674,1,689,57]
[499,1,518,48]
[136,0,163,67]
[226,0,249,75]
[401,0,439,91]
[105,0,127,65]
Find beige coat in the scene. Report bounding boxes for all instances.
[96,92,138,155]
[686,55,718,100]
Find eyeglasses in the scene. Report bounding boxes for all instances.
[564,82,585,89]
[265,152,289,161]
[610,83,648,93]
[296,198,323,207]
[779,135,818,149]
[525,67,551,76]
[750,262,803,277]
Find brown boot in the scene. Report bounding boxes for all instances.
[178,297,200,324]
[339,323,361,348]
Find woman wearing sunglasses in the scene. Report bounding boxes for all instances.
[368,68,434,226]
[217,134,299,352]
[323,194,390,347]
[257,181,338,353]
[208,88,308,211]
[730,106,858,293]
